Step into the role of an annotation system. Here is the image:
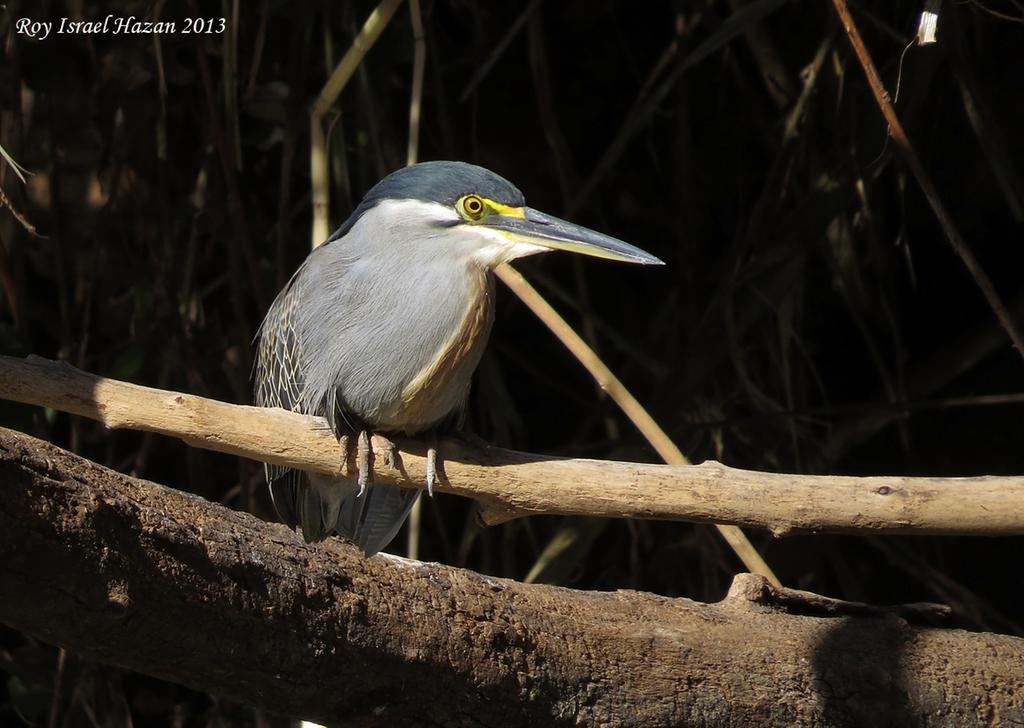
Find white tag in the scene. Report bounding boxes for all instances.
[917,11,939,45]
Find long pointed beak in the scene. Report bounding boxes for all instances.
[484,207,664,265]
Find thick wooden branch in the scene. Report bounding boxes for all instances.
[1,427,1022,727]
[2,354,1024,535]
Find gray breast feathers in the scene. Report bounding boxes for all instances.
[255,232,494,433]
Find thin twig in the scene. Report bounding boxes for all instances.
[406,0,426,560]
[0,184,39,237]
[310,0,402,248]
[689,391,1024,428]
[190,7,266,318]
[224,0,242,169]
[494,265,781,586]
[46,647,66,728]
[458,0,545,102]
[245,0,270,97]
[966,0,1024,23]
[569,0,788,216]
[831,0,1024,360]
[406,0,426,168]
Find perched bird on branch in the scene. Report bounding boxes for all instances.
[254,161,662,555]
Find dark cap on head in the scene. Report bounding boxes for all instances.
[368,161,525,207]
[327,161,525,243]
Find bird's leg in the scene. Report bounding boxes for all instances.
[356,429,373,496]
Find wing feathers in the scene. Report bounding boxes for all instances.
[255,272,417,555]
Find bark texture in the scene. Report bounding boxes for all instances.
[1,426,1023,727]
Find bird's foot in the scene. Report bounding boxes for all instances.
[345,429,435,496]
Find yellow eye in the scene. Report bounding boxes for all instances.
[461,195,485,219]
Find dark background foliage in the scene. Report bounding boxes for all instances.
[2,0,1023,724]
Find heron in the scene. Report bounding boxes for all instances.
[254,161,662,555]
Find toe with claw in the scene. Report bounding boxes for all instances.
[425,445,437,497]
[356,429,373,496]
[379,437,399,470]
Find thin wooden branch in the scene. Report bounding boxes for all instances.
[830,0,1024,359]
[2,427,1022,727]
[495,264,780,585]
[310,0,402,247]
[406,0,425,168]
[2,354,1024,536]
[404,0,427,560]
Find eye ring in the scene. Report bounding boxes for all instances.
[461,195,485,219]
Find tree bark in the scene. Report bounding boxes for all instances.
[2,354,1024,536]
[1,426,1022,727]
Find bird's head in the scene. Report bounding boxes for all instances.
[326,161,663,268]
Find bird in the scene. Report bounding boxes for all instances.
[254,160,662,556]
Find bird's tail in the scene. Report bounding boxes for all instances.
[337,480,420,555]
[278,473,419,555]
